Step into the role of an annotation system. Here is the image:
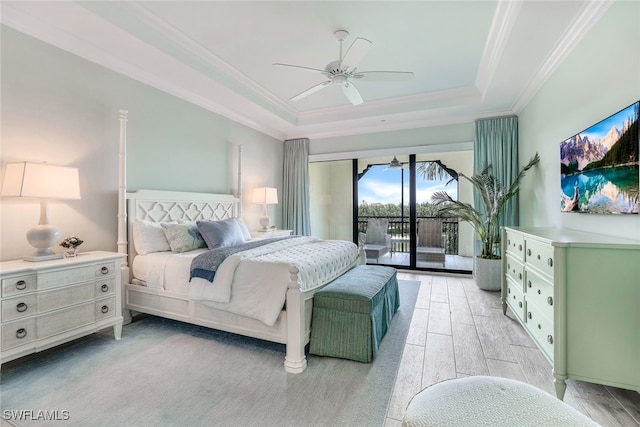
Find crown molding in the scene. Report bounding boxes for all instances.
[475,0,523,98]
[106,2,298,124]
[309,141,474,162]
[511,0,613,113]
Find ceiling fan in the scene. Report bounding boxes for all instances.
[274,30,414,106]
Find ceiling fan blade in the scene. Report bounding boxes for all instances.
[342,81,363,105]
[273,63,326,74]
[353,71,414,82]
[340,37,372,71]
[290,80,332,101]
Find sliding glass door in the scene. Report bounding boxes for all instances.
[356,153,473,273]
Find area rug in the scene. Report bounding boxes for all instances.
[0,280,419,427]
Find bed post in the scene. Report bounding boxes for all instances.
[117,109,131,325]
[237,144,243,217]
[284,266,307,373]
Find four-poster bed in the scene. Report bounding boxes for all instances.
[115,110,362,373]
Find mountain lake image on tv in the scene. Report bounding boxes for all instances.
[560,101,639,214]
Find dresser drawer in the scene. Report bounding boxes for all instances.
[1,294,37,322]
[1,274,37,297]
[505,231,525,260]
[38,266,95,290]
[505,278,525,322]
[38,282,95,313]
[95,278,116,297]
[525,268,554,320]
[36,302,95,339]
[95,262,116,278]
[505,254,524,290]
[2,318,36,351]
[526,302,554,362]
[525,238,555,278]
[96,297,116,321]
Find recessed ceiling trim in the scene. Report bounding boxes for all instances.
[475,0,523,98]
[309,142,474,162]
[289,106,515,140]
[297,86,482,125]
[0,2,289,141]
[511,0,614,113]
[113,2,299,123]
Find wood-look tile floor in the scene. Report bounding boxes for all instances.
[386,272,640,427]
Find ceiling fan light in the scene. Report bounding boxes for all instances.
[388,156,403,169]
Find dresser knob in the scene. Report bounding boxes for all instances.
[16,302,28,313]
[537,255,541,260]
[547,296,553,306]
[101,284,109,292]
[547,335,554,344]
[16,328,27,339]
[101,266,109,275]
[519,273,522,280]
[518,302,523,308]
[518,244,522,251]
[528,312,532,320]
[508,288,511,294]
[547,258,553,267]
[508,239,511,245]
[16,280,27,290]
[527,281,532,288]
[527,249,531,256]
[538,324,542,329]
[101,305,109,314]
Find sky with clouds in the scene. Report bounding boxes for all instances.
[358,165,458,205]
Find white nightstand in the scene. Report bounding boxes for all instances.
[0,251,125,367]
[250,229,293,240]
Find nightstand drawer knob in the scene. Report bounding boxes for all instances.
[16,280,27,290]
[547,296,553,306]
[16,302,28,313]
[547,335,554,344]
[527,249,532,256]
[528,312,532,320]
[16,328,27,339]
[101,305,109,314]
[101,266,109,275]
[528,281,532,288]
[518,301,523,308]
[518,244,522,251]
[101,284,109,292]
[547,258,553,267]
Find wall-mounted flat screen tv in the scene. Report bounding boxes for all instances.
[560,100,639,214]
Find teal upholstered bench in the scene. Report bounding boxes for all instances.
[309,265,399,363]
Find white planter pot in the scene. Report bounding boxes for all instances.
[474,256,501,291]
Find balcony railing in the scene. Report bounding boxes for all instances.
[358,216,459,254]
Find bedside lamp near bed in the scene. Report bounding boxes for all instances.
[1,162,81,261]
[252,187,278,231]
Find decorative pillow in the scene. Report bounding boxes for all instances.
[132,219,172,254]
[235,218,252,241]
[197,218,246,249]
[161,223,206,253]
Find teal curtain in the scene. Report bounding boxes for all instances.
[283,138,311,236]
[473,116,519,252]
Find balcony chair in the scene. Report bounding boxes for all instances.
[358,218,392,263]
[416,218,445,266]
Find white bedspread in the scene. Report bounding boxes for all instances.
[134,237,359,326]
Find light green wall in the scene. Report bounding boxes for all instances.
[518,1,640,241]
[0,26,283,261]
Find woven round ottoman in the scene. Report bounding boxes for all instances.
[403,376,600,427]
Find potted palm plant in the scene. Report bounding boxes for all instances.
[431,153,540,290]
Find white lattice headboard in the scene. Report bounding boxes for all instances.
[125,189,239,271]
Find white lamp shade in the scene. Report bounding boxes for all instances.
[1,162,81,200]
[252,187,278,205]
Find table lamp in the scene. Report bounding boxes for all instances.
[252,187,278,230]
[1,162,81,261]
